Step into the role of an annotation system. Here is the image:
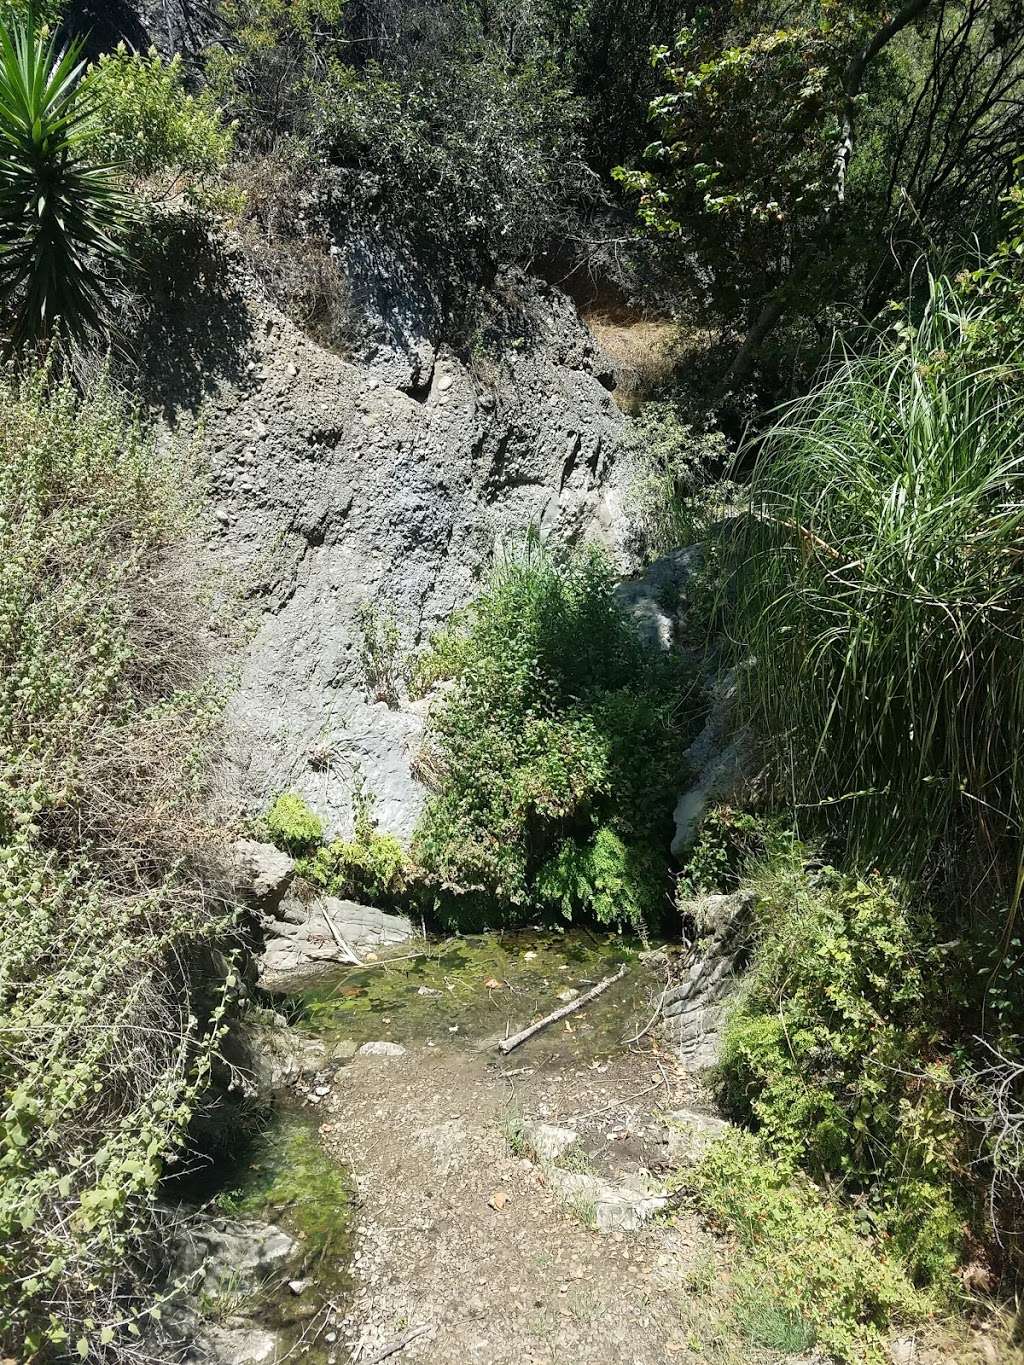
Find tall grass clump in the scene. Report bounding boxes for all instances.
[0,366,231,1360]
[411,533,694,929]
[726,272,1024,895]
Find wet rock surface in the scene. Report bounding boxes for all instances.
[260,893,417,991]
[170,1214,299,1297]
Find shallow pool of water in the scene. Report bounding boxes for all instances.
[285,927,661,1068]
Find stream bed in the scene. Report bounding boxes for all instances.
[176,927,669,1361]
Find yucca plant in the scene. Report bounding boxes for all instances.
[725,272,1024,899]
[0,14,130,350]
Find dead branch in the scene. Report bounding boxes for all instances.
[358,1324,432,1363]
[497,965,628,1055]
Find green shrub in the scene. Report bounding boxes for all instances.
[86,46,234,195]
[622,400,728,561]
[301,788,410,908]
[264,792,324,856]
[724,270,1024,886]
[676,805,767,901]
[687,1129,929,1364]
[718,848,966,1287]
[411,535,692,929]
[0,367,229,1358]
[309,50,592,276]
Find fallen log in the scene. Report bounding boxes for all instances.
[497,964,628,1055]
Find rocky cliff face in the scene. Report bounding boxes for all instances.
[147,238,630,841]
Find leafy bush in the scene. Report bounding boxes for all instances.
[204,0,346,150]
[718,847,966,1288]
[0,368,229,1358]
[725,271,1024,885]
[264,792,324,856]
[622,399,727,561]
[300,787,410,909]
[687,1129,930,1364]
[207,0,596,287]
[411,535,692,928]
[310,50,593,276]
[86,46,234,195]
[0,17,130,349]
[675,805,767,901]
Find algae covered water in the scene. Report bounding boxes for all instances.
[285,927,658,1066]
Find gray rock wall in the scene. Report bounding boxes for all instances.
[152,241,629,842]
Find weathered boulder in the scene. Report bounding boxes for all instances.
[661,1109,732,1165]
[545,1167,668,1234]
[661,890,756,1069]
[230,839,294,916]
[245,1023,331,1095]
[614,546,702,652]
[358,1040,407,1057]
[199,1324,280,1365]
[524,1122,579,1164]
[170,1215,298,1297]
[259,893,416,991]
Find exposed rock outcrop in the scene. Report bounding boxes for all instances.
[147,240,629,844]
[661,890,756,1069]
[229,839,295,917]
[260,891,416,990]
[613,545,702,652]
[671,668,751,858]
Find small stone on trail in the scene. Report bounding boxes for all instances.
[288,1279,310,1295]
[315,1085,331,1096]
[358,1041,407,1057]
[488,1190,509,1211]
[524,1122,578,1163]
[556,988,579,1003]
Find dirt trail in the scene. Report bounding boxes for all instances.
[318,1030,710,1364]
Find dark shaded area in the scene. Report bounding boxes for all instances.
[63,0,218,56]
[126,215,257,419]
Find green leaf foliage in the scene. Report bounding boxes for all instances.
[0,15,131,348]
[265,792,324,856]
[411,535,694,929]
[687,1128,930,1363]
[0,368,227,1356]
[719,845,966,1287]
[85,45,234,192]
